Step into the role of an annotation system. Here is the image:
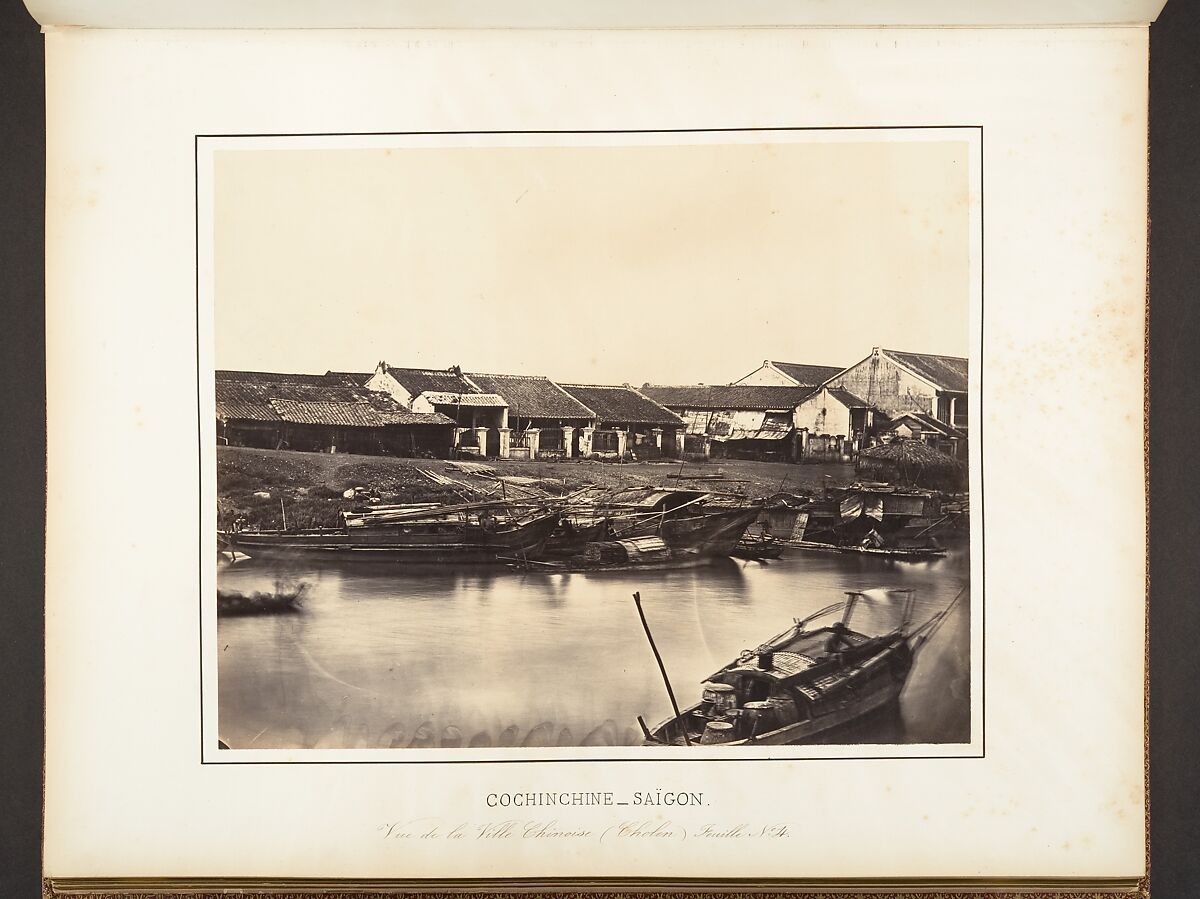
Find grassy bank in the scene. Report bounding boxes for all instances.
[216,446,857,529]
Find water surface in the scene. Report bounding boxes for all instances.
[217,542,970,750]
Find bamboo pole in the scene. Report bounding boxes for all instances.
[632,591,691,746]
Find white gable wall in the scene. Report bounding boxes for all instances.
[733,361,797,387]
[826,352,937,417]
[366,370,415,409]
[794,387,855,436]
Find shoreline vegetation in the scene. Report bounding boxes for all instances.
[216,446,858,531]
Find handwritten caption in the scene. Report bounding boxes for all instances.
[378,817,791,844]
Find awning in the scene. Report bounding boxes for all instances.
[714,427,794,442]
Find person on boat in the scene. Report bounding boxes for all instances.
[825,621,853,654]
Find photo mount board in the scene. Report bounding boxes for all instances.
[42,23,1148,890]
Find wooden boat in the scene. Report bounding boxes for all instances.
[764,485,953,557]
[731,533,786,561]
[551,487,763,559]
[640,588,962,746]
[216,501,560,563]
[216,585,306,616]
[541,513,611,558]
[788,540,944,561]
[657,505,764,556]
[506,536,725,572]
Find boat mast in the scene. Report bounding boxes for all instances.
[841,591,860,627]
[631,591,692,746]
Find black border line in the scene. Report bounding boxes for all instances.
[196,133,205,758]
[974,126,984,758]
[196,125,985,766]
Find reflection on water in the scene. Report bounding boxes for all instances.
[216,542,970,749]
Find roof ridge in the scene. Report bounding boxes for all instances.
[769,359,844,368]
[215,369,329,378]
[644,382,810,389]
[385,364,460,373]
[882,348,969,362]
[559,382,631,389]
[270,394,371,403]
[467,371,551,380]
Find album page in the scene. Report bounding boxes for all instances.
[43,23,1148,885]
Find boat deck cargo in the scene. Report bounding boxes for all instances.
[550,486,763,559]
[217,501,560,563]
[758,483,961,558]
[641,587,963,746]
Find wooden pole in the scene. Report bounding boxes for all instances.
[280,498,288,532]
[632,591,691,746]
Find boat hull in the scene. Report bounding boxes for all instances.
[648,632,915,747]
[685,676,904,746]
[217,511,559,564]
[659,506,763,556]
[609,505,762,556]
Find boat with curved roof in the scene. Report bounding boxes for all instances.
[639,587,963,746]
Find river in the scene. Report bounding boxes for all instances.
[216,540,970,750]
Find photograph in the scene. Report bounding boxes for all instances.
[201,128,980,757]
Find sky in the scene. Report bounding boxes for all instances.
[212,138,971,385]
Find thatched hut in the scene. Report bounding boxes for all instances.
[855,438,966,491]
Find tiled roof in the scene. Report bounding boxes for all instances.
[468,373,595,420]
[884,411,966,439]
[377,410,457,427]
[559,384,683,426]
[641,384,814,411]
[214,381,281,421]
[825,387,870,408]
[215,378,452,428]
[883,350,968,393]
[216,369,337,386]
[770,361,846,386]
[384,366,479,397]
[421,391,508,408]
[324,371,373,386]
[269,397,390,428]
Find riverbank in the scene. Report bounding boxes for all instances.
[217,446,859,529]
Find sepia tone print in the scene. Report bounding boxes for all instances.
[204,130,979,755]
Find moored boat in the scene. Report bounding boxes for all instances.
[657,505,765,556]
[639,587,963,746]
[506,536,728,572]
[548,487,763,559]
[217,584,306,616]
[731,533,786,561]
[759,484,956,558]
[217,501,560,563]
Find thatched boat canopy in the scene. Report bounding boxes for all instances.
[856,438,966,491]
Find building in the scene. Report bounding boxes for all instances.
[790,385,878,460]
[215,370,456,456]
[640,384,813,461]
[792,385,873,437]
[876,411,967,459]
[365,363,509,456]
[366,363,507,423]
[825,347,968,431]
[559,383,685,458]
[466,372,596,459]
[361,363,683,460]
[734,360,846,388]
